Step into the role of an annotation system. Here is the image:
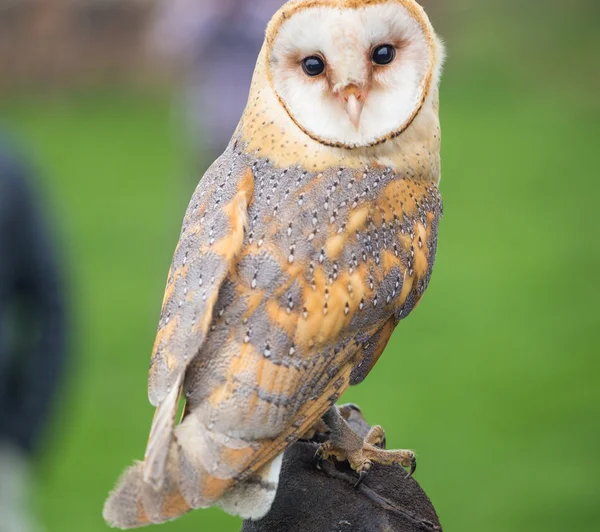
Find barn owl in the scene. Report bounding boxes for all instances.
[104,0,445,528]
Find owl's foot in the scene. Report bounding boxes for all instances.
[315,406,416,487]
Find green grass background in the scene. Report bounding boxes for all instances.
[1,1,599,530]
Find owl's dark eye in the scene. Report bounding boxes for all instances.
[372,44,396,65]
[302,56,325,77]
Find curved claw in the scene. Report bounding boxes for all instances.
[354,469,369,488]
[407,455,417,478]
[313,446,324,470]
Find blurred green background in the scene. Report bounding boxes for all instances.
[1,0,599,531]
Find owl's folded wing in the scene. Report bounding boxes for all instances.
[144,155,254,488]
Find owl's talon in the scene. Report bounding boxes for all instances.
[354,468,369,488]
[319,406,417,485]
[407,455,417,478]
[314,441,338,470]
[313,447,324,470]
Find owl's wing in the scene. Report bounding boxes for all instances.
[144,152,255,488]
[181,164,443,500]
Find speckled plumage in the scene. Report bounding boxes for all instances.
[104,0,444,528]
[182,141,442,427]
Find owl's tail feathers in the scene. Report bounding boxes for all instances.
[102,454,193,529]
[103,462,147,529]
[103,412,283,529]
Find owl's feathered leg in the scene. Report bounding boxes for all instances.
[302,403,362,441]
[316,406,416,487]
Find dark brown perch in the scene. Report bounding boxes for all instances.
[241,408,442,532]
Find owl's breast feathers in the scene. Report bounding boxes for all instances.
[129,139,442,525]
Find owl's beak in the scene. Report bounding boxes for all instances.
[345,95,363,130]
[339,85,365,131]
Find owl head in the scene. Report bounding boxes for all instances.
[250,0,444,151]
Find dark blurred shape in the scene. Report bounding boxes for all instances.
[0,133,67,531]
[150,0,285,158]
[242,408,441,532]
